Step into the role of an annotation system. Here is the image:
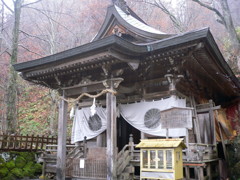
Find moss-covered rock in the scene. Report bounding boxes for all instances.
[15,156,27,168]
[5,160,15,170]
[20,152,35,162]
[23,161,36,178]
[11,168,24,178]
[9,151,19,159]
[1,172,15,180]
[0,156,5,164]
[34,163,42,174]
[0,151,42,179]
[0,167,9,177]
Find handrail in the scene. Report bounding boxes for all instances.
[66,137,87,170]
[116,134,140,177]
[188,143,216,147]
[117,144,129,159]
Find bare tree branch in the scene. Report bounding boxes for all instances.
[18,44,43,57]
[191,0,227,28]
[19,30,48,42]
[0,48,10,56]
[135,0,186,32]
[22,0,42,7]
[25,6,77,36]
[1,0,14,13]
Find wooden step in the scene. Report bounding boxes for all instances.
[43,154,57,159]
[119,172,130,180]
[134,175,140,180]
[45,164,56,173]
[123,165,134,174]
[130,159,140,166]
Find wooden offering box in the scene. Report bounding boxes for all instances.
[137,139,186,180]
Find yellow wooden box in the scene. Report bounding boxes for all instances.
[136,139,186,180]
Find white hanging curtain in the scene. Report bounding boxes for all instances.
[119,96,187,137]
[71,107,107,143]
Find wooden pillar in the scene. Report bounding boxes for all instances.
[56,91,68,180]
[209,100,216,145]
[106,83,117,180]
[141,132,145,139]
[185,166,190,180]
[97,132,104,147]
[104,78,122,180]
[207,163,212,180]
[185,128,190,161]
[198,167,204,180]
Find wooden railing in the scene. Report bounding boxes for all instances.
[66,137,87,172]
[117,144,131,175]
[0,133,71,151]
[183,143,217,161]
[116,134,140,179]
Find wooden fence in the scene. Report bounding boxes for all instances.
[0,133,71,151]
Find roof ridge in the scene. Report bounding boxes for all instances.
[112,0,130,14]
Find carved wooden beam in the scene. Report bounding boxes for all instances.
[62,78,123,98]
[108,49,140,70]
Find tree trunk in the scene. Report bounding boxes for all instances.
[220,0,240,53]
[6,0,23,133]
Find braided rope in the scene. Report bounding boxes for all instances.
[59,89,117,103]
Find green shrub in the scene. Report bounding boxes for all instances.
[0,156,5,163]
[2,172,15,180]
[19,152,35,162]
[5,160,15,170]
[23,161,36,178]
[0,167,9,177]
[34,163,42,174]
[0,152,42,179]
[11,168,24,178]
[15,156,27,168]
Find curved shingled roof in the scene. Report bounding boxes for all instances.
[93,4,172,42]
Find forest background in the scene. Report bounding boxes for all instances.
[0,0,239,136]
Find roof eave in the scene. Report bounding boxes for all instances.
[204,30,240,89]
[13,35,146,72]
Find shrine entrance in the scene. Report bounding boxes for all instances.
[117,115,141,151]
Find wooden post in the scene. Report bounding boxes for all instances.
[97,133,103,147]
[141,132,145,139]
[129,134,134,158]
[207,163,212,180]
[83,136,87,158]
[56,91,68,180]
[185,128,189,161]
[106,83,117,180]
[104,78,122,180]
[166,128,169,139]
[209,100,216,146]
[190,96,201,143]
[198,166,204,180]
[185,166,190,180]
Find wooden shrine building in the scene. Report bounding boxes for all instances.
[13,0,240,179]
